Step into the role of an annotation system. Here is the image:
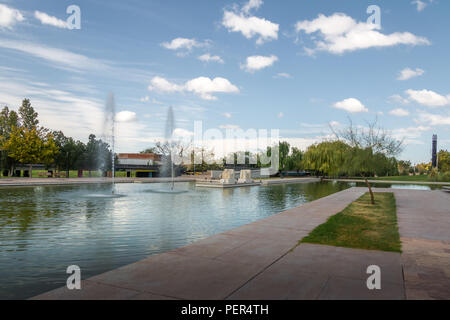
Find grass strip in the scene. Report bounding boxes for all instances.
[301,192,401,252]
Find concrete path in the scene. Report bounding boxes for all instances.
[326,178,450,186]
[32,187,450,300]
[393,189,450,299]
[0,176,197,187]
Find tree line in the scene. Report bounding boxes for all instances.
[0,99,113,177]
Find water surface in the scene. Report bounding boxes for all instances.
[0,181,349,299]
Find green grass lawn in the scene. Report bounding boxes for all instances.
[300,192,401,252]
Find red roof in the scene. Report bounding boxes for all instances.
[118,153,161,160]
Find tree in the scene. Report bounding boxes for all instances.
[285,147,303,171]
[0,106,20,176]
[18,99,39,130]
[53,131,86,176]
[3,127,58,177]
[332,119,403,204]
[140,147,156,154]
[279,141,290,171]
[302,140,350,177]
[398,160,412,176]
[438,150,450,173]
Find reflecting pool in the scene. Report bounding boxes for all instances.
[0,181,350,299]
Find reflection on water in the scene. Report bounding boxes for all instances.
[0,180,441,299]
[0,181,350,299]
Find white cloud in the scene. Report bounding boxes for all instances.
[241,55,278,72]
[333,98,369,113]
[392,125,431,145]
[184,77,239,100]
[223,112,232,118]
[389,94,410,105]
[397,67,424,80]
[405,89,450,107]
[222,1,279,45]
[148,76,239,100]
[242,0,263,14]
[277,112,284,118]
[295,13,430,55]
[115,111,138,123]
[148,76,184,93]
[389,108,410,117]
[0,39,109,72]
[412,0,429,12]
[0,4,24,29]
[274,72,292,79]
[415,112,450,126]
[161,38,209,51]
[198,53,224,64]
[140,96,150,102]
[173,128,194,137]
[34,11,68,29]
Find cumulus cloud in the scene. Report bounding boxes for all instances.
[415,112,450,126]
[34,11,68,29]
[0,4,24,29]
[242,0,263,14]
[397,67,424,81]
[161,38,209,52]
[185,77,239,100]
[295,13,430,55]
[389,108,410,117]
[389,94,410,105]
[405,89,450,107]
[115,111,138,123]
[222,0,279,45]
[148,76,184,93]
[148,76,239,100]
[392,125,431,145]
[241,55,278,72]
[333,98,369,113]
[173,128,194,137]
[198,53,224,64]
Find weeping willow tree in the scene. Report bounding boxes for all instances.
[302,140,350,177]
[331,119,404,204]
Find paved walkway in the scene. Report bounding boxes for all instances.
[0,176,197,187]
[32,187,450,300]
[326,178,450,186]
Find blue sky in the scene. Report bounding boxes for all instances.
[0,0,449,163]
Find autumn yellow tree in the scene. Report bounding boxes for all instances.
[3,127,59,178]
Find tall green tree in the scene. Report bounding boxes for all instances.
[279,141,290,171]
[18,99,39,130]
